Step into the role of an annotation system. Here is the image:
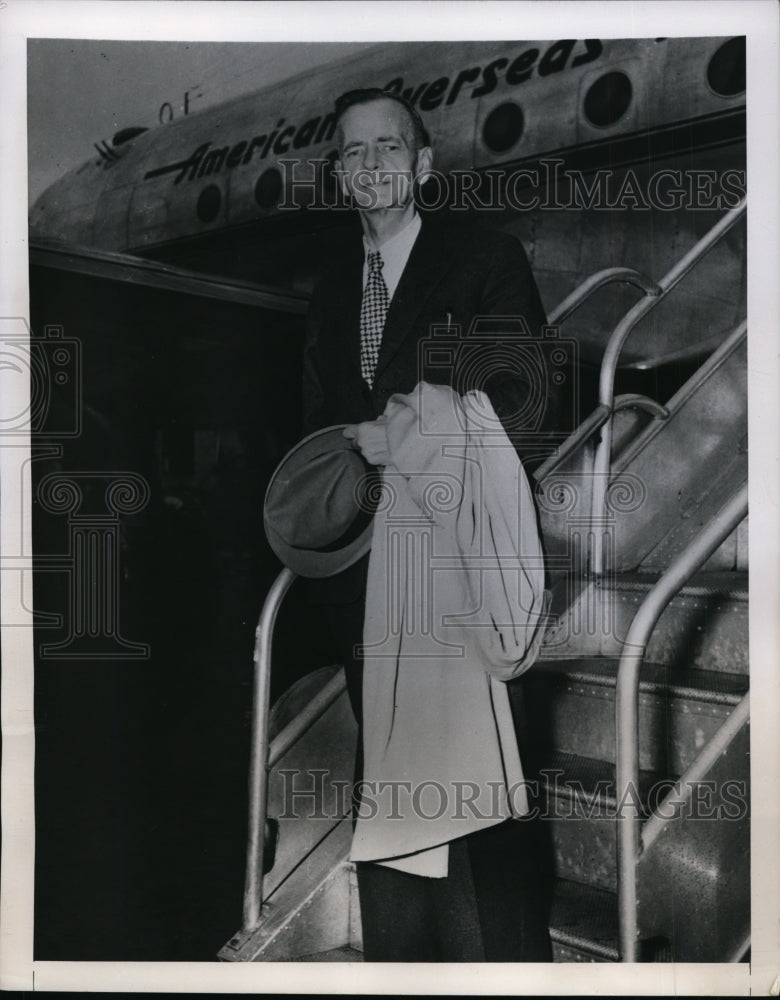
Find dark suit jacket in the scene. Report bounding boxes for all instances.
[301,217,569,605]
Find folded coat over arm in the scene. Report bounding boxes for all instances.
[350,382,549,877]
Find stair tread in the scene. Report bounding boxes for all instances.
[605,569,748,601]
[531,657,748,704]
[285,882,621,963]
[532,750,665,809]
[547,569,749,623]
[549,877,619,961]
[550,568,748,600]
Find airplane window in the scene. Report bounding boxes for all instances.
[707,37,746,97]
[482,102,524,154]
[255,168,283,209]
[196,185,221,223]
[583,71,633,128]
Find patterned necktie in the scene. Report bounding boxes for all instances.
[360,250,389,388]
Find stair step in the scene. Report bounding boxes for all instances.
[286,880,622,964]
[548,569,749,609]
[516,657,747,774]
[610,569,747,602]
[531,751,664,893]
[543,570,748,674]
[613,336,747,573]
[219,821,353,962]
[537,328,747,578]
[539,657,746,703]
[283,879,623,964]
[549,877,618,962]
[537,750,662,809]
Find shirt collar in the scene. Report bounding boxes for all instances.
[362,212,422,260]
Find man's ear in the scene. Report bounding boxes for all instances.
[415,146,433,185]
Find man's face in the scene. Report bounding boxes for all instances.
[337,98,432,212]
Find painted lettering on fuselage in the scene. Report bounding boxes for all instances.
[143,39,603,185]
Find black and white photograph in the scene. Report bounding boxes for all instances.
[1,1,778,994]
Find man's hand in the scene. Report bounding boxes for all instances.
[343,417,391,466]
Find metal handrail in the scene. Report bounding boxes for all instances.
[590,198,747,574]
[613,320,747,474]
[242,567,297,932]
[548,267,660,325]
[640,691,749,853]
[533,394,669,484]
[728,931,752,964]
[241,572,352,935]
[614,484,748,961]
[535,227,740,485]
[533,403,611,482]
[268,669,347,767]
[612,394,669,419]
[532,267,657,483]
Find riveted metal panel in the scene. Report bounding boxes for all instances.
[636,719,750,961]
[519,657,745,773]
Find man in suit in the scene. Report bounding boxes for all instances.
[301,88,560,961]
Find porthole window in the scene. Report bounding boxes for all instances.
[255,168,283,209]
[196,185,221,223]
[707,37,746,97]
[482,102,525,154]
[583,72,633,128]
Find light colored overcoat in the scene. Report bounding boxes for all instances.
[350,383,548,877]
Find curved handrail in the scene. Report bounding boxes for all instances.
[242,567,297,931]
[533,403,610,482]
[614,484,748,961]
[269,669,348,767]
[548,267,660,325]
[590,198,747,574]
[532,395,668,485]
[534,267,658,483]
[612,394,669,419]
[613,320,747,474]
[598,198,746,411]
[536,204,743,488]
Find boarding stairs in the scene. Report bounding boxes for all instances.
[219,198,748,963]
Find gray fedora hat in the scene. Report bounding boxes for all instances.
[264,425,376,578]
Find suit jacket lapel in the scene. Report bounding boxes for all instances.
[331,242,364,381]
[374,223,453,385]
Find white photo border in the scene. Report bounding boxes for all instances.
[1,1,778,995]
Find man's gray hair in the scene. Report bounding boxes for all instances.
[334,88,432,152]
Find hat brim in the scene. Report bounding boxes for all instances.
[263,425,376,578]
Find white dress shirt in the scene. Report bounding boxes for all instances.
[362,212,422,302]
